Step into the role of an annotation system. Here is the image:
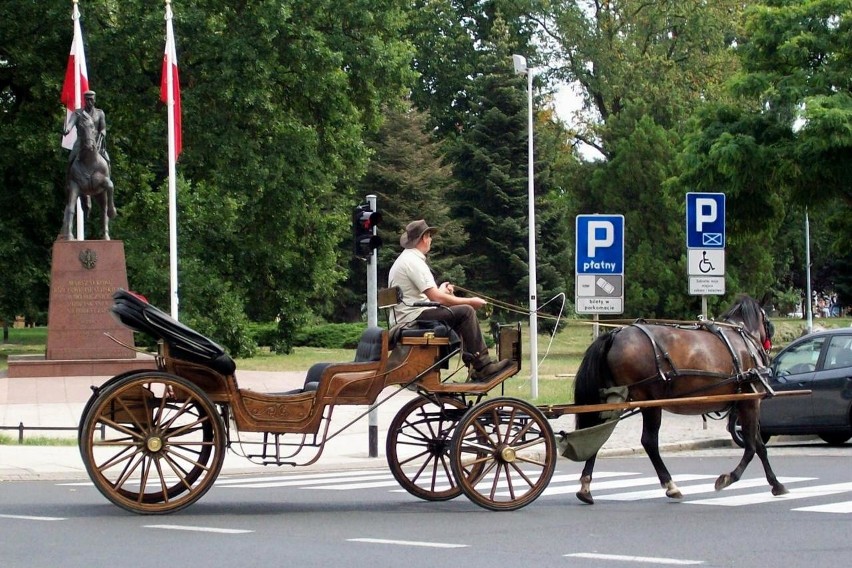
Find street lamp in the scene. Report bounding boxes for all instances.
[513,54,539,399]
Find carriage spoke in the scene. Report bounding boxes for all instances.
[96,443,143,473]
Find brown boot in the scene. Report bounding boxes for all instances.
[469,356,514,383]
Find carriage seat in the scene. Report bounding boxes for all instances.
[283,326,386,395]
[389,320,460,350]
[379,287,459,345]
[111,289,236,376]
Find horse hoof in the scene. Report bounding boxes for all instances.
[714,474,732,491]
[665,489,683,500]
[772,484,789,496]
[576,490,595,505]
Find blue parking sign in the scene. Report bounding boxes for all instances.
[576,215,624,274]
[686,193,725,249]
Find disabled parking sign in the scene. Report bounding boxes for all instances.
[686,193,725,295]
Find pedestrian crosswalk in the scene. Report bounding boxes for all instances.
[210,469,852,513]
[60,469,852,513]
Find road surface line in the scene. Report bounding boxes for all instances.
[565,552,703,565]
[348,537,468,549]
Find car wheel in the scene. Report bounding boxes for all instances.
[728,411,770,448]
[818,432,851,446]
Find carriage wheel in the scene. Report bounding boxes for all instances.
[79,372,226,514]
[450,397,555,511]
[386,395,473,501]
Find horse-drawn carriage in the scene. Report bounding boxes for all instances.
[78,291,803,514]
[78,289,554,514]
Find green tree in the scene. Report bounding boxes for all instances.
[343,101,469,322]
[445,38,569,320]
[0,0,415,353]
[536,0,747,317]
[407,0,539,135]
[676,0,852,306]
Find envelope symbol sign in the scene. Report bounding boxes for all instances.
[703,233,722,246]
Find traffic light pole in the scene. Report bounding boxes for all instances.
[366,194,379,458]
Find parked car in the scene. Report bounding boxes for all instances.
[728,328,852,447]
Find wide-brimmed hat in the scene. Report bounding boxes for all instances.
[400,220,436,249]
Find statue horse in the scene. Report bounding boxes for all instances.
[573,294,787,504]
[60,112,116,240]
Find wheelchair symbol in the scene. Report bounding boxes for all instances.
[698,251,715,274]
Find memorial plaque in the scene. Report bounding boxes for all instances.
[45,240,135,360]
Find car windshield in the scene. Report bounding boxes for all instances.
[774,336,825,376]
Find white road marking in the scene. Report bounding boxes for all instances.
[144,524,252,534]
[214,470,386,485]
[541,473,714,497]
[388,470,639,494]
[598,476,813,501]
[219,473,390,489]
[565,552,703,565]
[348,537,468,549]
[0,514,66,521]
[687,481,852,506]
[311,479,401,490]
[794,500,852,514]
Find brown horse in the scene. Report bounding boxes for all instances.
[60,112,116,240]
[573,294,786,504]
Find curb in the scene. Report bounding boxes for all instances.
[598,437,734,458]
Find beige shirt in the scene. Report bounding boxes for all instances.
[388,248,436,325]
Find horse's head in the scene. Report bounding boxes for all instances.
[720,294,774,355]
[75,113,98,151]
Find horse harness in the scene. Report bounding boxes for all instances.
[624,320,774,400]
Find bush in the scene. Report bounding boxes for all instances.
[249,321,279,348]
[293,323,371,349]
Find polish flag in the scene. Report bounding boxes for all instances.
[60,2,89,150]
[161,2,182,160]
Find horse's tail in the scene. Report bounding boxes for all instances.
[574,331,616,430]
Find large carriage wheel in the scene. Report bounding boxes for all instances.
[79,372,226,514]
[386,395,473,501]
[450,397,555,511]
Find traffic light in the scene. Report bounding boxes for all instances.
[352,203,382,259]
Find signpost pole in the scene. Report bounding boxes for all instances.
[366,194,378,458]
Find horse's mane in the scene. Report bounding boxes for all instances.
[718,294,770,338]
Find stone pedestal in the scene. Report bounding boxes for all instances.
[6,240,157,378]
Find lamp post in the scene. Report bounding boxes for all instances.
[512,54,538,399]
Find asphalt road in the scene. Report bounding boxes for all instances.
[1,449,850,568]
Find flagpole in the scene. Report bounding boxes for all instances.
[165,0,179,319]
[72,0,85,240]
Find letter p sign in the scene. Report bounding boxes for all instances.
[587,221,614,257]
[686,192,725,249]
[695,198,717,231]
[576,214,624,275]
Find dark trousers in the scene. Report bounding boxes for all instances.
[415,304,487,362]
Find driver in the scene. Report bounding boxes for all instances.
[388,220,513,383]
